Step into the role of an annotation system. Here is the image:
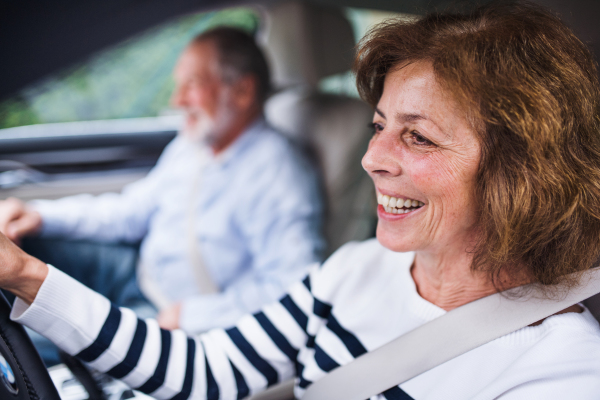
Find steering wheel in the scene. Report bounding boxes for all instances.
[0,291,60,400]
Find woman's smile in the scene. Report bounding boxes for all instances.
[376,190,425,220]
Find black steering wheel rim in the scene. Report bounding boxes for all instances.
[0,291,60,400]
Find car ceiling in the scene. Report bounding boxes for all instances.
[1,0,599,102]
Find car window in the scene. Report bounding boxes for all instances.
[319,8,416,98]
[0,8,259,131]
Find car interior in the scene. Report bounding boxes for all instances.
[0,0,599,399]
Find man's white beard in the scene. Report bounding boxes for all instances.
[180,92,236,147]
[182,109,217,144]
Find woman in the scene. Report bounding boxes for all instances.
[2,1,600,399]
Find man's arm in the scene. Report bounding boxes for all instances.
[1,137,183,244]
[30,185,157,243]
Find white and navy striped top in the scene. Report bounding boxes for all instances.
[13,239,600,399]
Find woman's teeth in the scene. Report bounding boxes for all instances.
[377,193,424,214]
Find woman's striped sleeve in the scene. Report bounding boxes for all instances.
[12,265,317,399]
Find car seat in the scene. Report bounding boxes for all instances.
[261,1,377,257]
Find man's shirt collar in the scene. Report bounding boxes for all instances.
[212,116,266,168]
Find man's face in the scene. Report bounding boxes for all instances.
[171,41,237,144]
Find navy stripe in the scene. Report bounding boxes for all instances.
[136,329,171,393]
[326,314,367,358]
[382,386,415,400]
[280,295,308,332]
[254,312,299,362]
[227,327,278,386]
[313,298,332,319]
[298,377,312,389]
[205,351,219,400]
[295,360,305,379]
[77,305,121,362]
[107,318,147,379]
[306,335,316,349]
[170,338,196,400]
[302,275,311,291]
[313,343,339,372]
[230,361,250,399]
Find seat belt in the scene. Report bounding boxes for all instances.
[138,143,218,311]
[301,267,600,400]
[186,147,219,295]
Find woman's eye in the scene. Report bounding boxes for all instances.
[369,123,384,135]
[410,131,434,147]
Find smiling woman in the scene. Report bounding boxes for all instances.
[0,2,600,400]
[363,61,486,309]
[364,62,481,254]
[355,2,600,294]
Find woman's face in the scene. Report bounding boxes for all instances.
[362,61,481,254]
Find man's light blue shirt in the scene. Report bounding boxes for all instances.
[32,118,325,333]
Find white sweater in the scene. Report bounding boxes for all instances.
[12,239,600,399]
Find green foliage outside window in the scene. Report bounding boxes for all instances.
[0,8,259,130]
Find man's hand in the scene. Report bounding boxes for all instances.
[0,231,47,304]
[157,303,182,330]
[0,198,42,244]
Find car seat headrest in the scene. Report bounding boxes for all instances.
[259,1,356,88]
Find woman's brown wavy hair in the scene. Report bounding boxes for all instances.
[354,1,600,289]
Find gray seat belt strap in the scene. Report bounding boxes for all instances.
[137,143,218,311]
[187,152,219,295]
[302,267,600,400]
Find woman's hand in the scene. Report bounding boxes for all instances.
[0,231,47,304]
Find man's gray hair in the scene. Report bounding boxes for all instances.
[191,27,271,105]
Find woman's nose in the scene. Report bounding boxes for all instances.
[361,133,402,177]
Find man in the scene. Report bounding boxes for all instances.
[0,28,325,335]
